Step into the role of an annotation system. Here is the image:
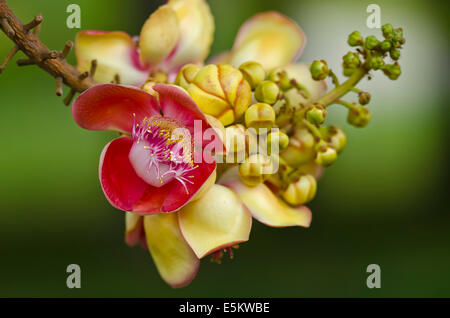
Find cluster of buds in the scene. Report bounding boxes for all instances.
[171,24,404,209]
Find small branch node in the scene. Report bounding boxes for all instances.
[41,50,58,61]
[90,59,97,78]
[60,41,73,59]
[63,89,76,106]
[56,77,63,96]
[24,14,43,31]
[79,71,89,80]
[0,45,18,74]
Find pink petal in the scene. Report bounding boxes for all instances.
[73,84,160,134]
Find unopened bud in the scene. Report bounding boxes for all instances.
[358,91,371,105]
[368,56,384,70]
[224,124,248,157]
[383,63,401,80]
[382,24,394,38]
[343,52,360,69]
[343,67,356,77]
[347,105,371,127]
[365,35,379,50]
[348,31,363,46]
[315,141,337,167]
[305,104,327,125]
[282,174,317,205]
[244,103,276,133]
[254,80,280,105]
[239,61,266,90]
[380,40,392,51]
[267,131,289,154]
[239,154,273,186]
[310,60,329,81]
[390,49,400,61]
[175,64,201,89]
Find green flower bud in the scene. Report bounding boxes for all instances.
[358,91,371,105]
[390,48,401,61]
[254,80,280,105]
[347,105,371,127]
[310,60,329,81]
[282,174,317,205]
[239,61,266,90]
[383,63,401,80]
[348,31,363,46]
[393,28,404,42]
[280,127,316,167]
[321,126,347,153]
[315,141,337,167]
[365,35,379,50]
[380,40,392,51]
[239,154,273,186]
[382,24,394,38]
[244,103,276,133]
[343,52,360,68]
[368,56,384,70]
[267,70,292,91]
[305,104,327,125]
[267,131,289,154]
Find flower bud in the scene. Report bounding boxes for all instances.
[347,105,371,127]
[342,52,360,69]
[175,64,201,90]
[267,70,292,91]
[315,141,337,167]
[310,60,329,81]
[358,91,371,105]
[393,28,404,42]
[320,126,346,153]
[254,80,280,105]
[282,174,317,205]
[365,35,379,50]
[239,61,266,90]
[347,31,363,46]
[239,154,273,186]
[383,63,401,80]
[343,67,355,77]
[244,103,276,133]
[187,64,252,125]
[267,131,289,154]
[368,56,384,70]
[380,40,392,51]
[305,104,327,125]
[390,49,400,61]
[280,127,316,167]
[382,24,394,38]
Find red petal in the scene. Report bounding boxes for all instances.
[162,161,216,212]
[73,84,160,134]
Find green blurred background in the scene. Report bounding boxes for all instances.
[0,0,448,297]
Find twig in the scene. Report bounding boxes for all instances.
[0,0,97,98]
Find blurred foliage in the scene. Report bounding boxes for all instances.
[0,0,448,297]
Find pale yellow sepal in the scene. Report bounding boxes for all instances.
[178,184,252,258]
[143,213,199,288]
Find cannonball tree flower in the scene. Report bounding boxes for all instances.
[72,83,251,287]
[75,0,214,86]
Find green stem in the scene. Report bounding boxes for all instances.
[317,67,367,107]
[302,119,322,140]
[334,99,355,109]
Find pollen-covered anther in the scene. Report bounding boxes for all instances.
[210,245,239,264]
[129,115,197,193]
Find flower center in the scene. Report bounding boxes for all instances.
[129,115,197,193]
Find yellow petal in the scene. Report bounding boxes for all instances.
[75,31,148,86]
[164,0,214,71]
[139,5,180,66]
[178,185,252,259]
[229,12,306,71]
[143,213,199,288]
[220,167,312,227]
[125,212,143,247]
